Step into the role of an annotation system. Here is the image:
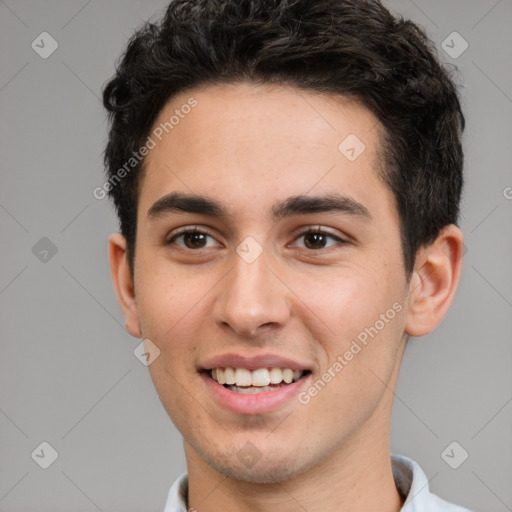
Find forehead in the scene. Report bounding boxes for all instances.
[139,82,393,223]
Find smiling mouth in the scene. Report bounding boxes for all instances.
[205,367,312,394]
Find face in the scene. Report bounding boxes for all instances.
[129,83,411,482]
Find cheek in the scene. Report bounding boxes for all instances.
[297,312,405,441]
[293,265,406,394]
[134,256,197,335]
[291,268,392,344]
[134,260,224,379]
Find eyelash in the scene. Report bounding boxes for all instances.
[166,226,346,251]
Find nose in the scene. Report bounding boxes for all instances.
[213,247,291,339]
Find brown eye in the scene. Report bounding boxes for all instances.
[181,231,208,249]
[293,229,346,250]
[167,229,217,250]
[303,232,329,249]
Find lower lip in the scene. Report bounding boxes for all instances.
[201,372,312,415]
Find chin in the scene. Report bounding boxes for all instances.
[200,445,319,484]
[211,459,300,484]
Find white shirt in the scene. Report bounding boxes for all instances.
[163,453,473,511]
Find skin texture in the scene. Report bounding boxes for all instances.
[109,82,464,511]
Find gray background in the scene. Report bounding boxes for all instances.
[0,0,511,511]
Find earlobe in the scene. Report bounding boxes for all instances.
[405,225,464,338]
[109,233,142,338]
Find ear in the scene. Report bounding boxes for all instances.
[109,233,142,338]
[405,224,464,337]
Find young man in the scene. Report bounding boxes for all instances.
[103,0,472,510]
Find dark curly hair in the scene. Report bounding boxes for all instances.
[102,0,465,278]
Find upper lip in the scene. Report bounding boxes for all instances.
[200,353,312,371]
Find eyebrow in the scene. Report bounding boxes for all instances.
[147,191,371,221]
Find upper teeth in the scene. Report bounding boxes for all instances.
[211,368,303,387]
